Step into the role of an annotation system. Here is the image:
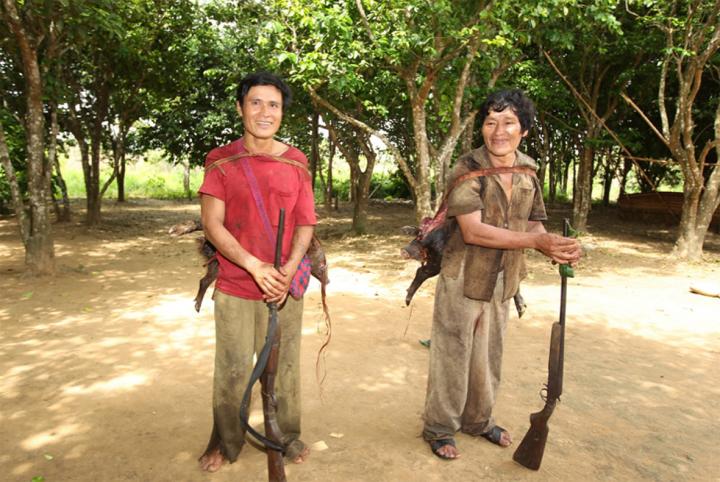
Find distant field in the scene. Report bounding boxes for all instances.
[56,148,679,205]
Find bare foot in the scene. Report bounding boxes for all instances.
[429,439,460,460]
[436,443,460,459]
[285,440,310,464]
[199,448,226,472]
[480,425,512,447]
[497,430,512,447]
[291,445,310,464]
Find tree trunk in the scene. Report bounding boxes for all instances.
[602,167,613,206]
[408,92,433,221]
[674,102,720,256]
[0,122,29,236]
[460,116,475,153]
[183,160,191,201]
[310,111,319,189]
[118,154,127,202]
[548,154,557,204]
[3,0,55,274]
[572,141,593,230]
[535,112,550,194]
[562,155,570,197]
[324,138,335,212]
[352,186,369,234]
[601,151,615,206]
[618,158,632,198]
[86,131,102,224]
[86,83,110,225]
[327,123,376,234]
[673,184,703,260]
[52,156,72,223]
[49,106,71,221]
[108,119,131,203]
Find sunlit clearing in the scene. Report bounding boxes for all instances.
[62,373,149,396]
[382,366,408,383]
[1,365,35,398]
[11,462,32,476]
[356,381,393,392]
[143,294,205,324]
[324,266,407,297]
[21,422,85,450]
[639,380,678,395]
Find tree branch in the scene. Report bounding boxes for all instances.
[308,86,417,190]
[543,49,661,192]
[354,0,374,42]
[620,92,670,148]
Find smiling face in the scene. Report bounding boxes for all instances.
[481,108,528,165]
[237,84,284,142]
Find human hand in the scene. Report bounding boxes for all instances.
[535,233,583,265]
[247,258,289,302]
[267,262,298,304]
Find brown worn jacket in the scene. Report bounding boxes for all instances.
[441,146,547,302]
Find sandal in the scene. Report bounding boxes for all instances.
[429,438,458,460]
[480,425,511,447]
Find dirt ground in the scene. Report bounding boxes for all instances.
[1,199,719,482]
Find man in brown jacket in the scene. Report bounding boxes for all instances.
[422,89,582,460]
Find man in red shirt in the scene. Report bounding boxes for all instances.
[197,72,316,472]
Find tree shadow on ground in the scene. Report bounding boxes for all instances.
[0,199,718,481]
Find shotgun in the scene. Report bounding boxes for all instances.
[239,209,287,482]
[512,218,574,470]
[261,207,287,481]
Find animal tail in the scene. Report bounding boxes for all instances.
[315,272,332,399]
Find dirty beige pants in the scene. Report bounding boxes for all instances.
[422,270,509,440]
[207,291,303,462]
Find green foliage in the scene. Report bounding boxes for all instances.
[0,115,28,210]
[134,3,246,167]
[1,0,716,236]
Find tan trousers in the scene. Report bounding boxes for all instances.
[206,291,303,462]
[422,270,509,440]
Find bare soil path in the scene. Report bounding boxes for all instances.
[1,200,718,482]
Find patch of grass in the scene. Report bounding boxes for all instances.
[60,154,204,200]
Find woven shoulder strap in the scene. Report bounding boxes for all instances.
[450,166,537,192]
[205,151,310,178]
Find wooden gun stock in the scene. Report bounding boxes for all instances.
[261,315,286,482]
[513,218,571,471]
[512,322,562,470]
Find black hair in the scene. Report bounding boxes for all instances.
[236,72,292,112]
[479,89,536,133]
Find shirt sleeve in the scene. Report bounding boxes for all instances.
[198,163,226,201]
[289,151,316,225]
[293,172,317,225]
[446,161,485,219]
[528,176,548,221]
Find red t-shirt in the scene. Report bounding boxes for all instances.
[198,138,317,300]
